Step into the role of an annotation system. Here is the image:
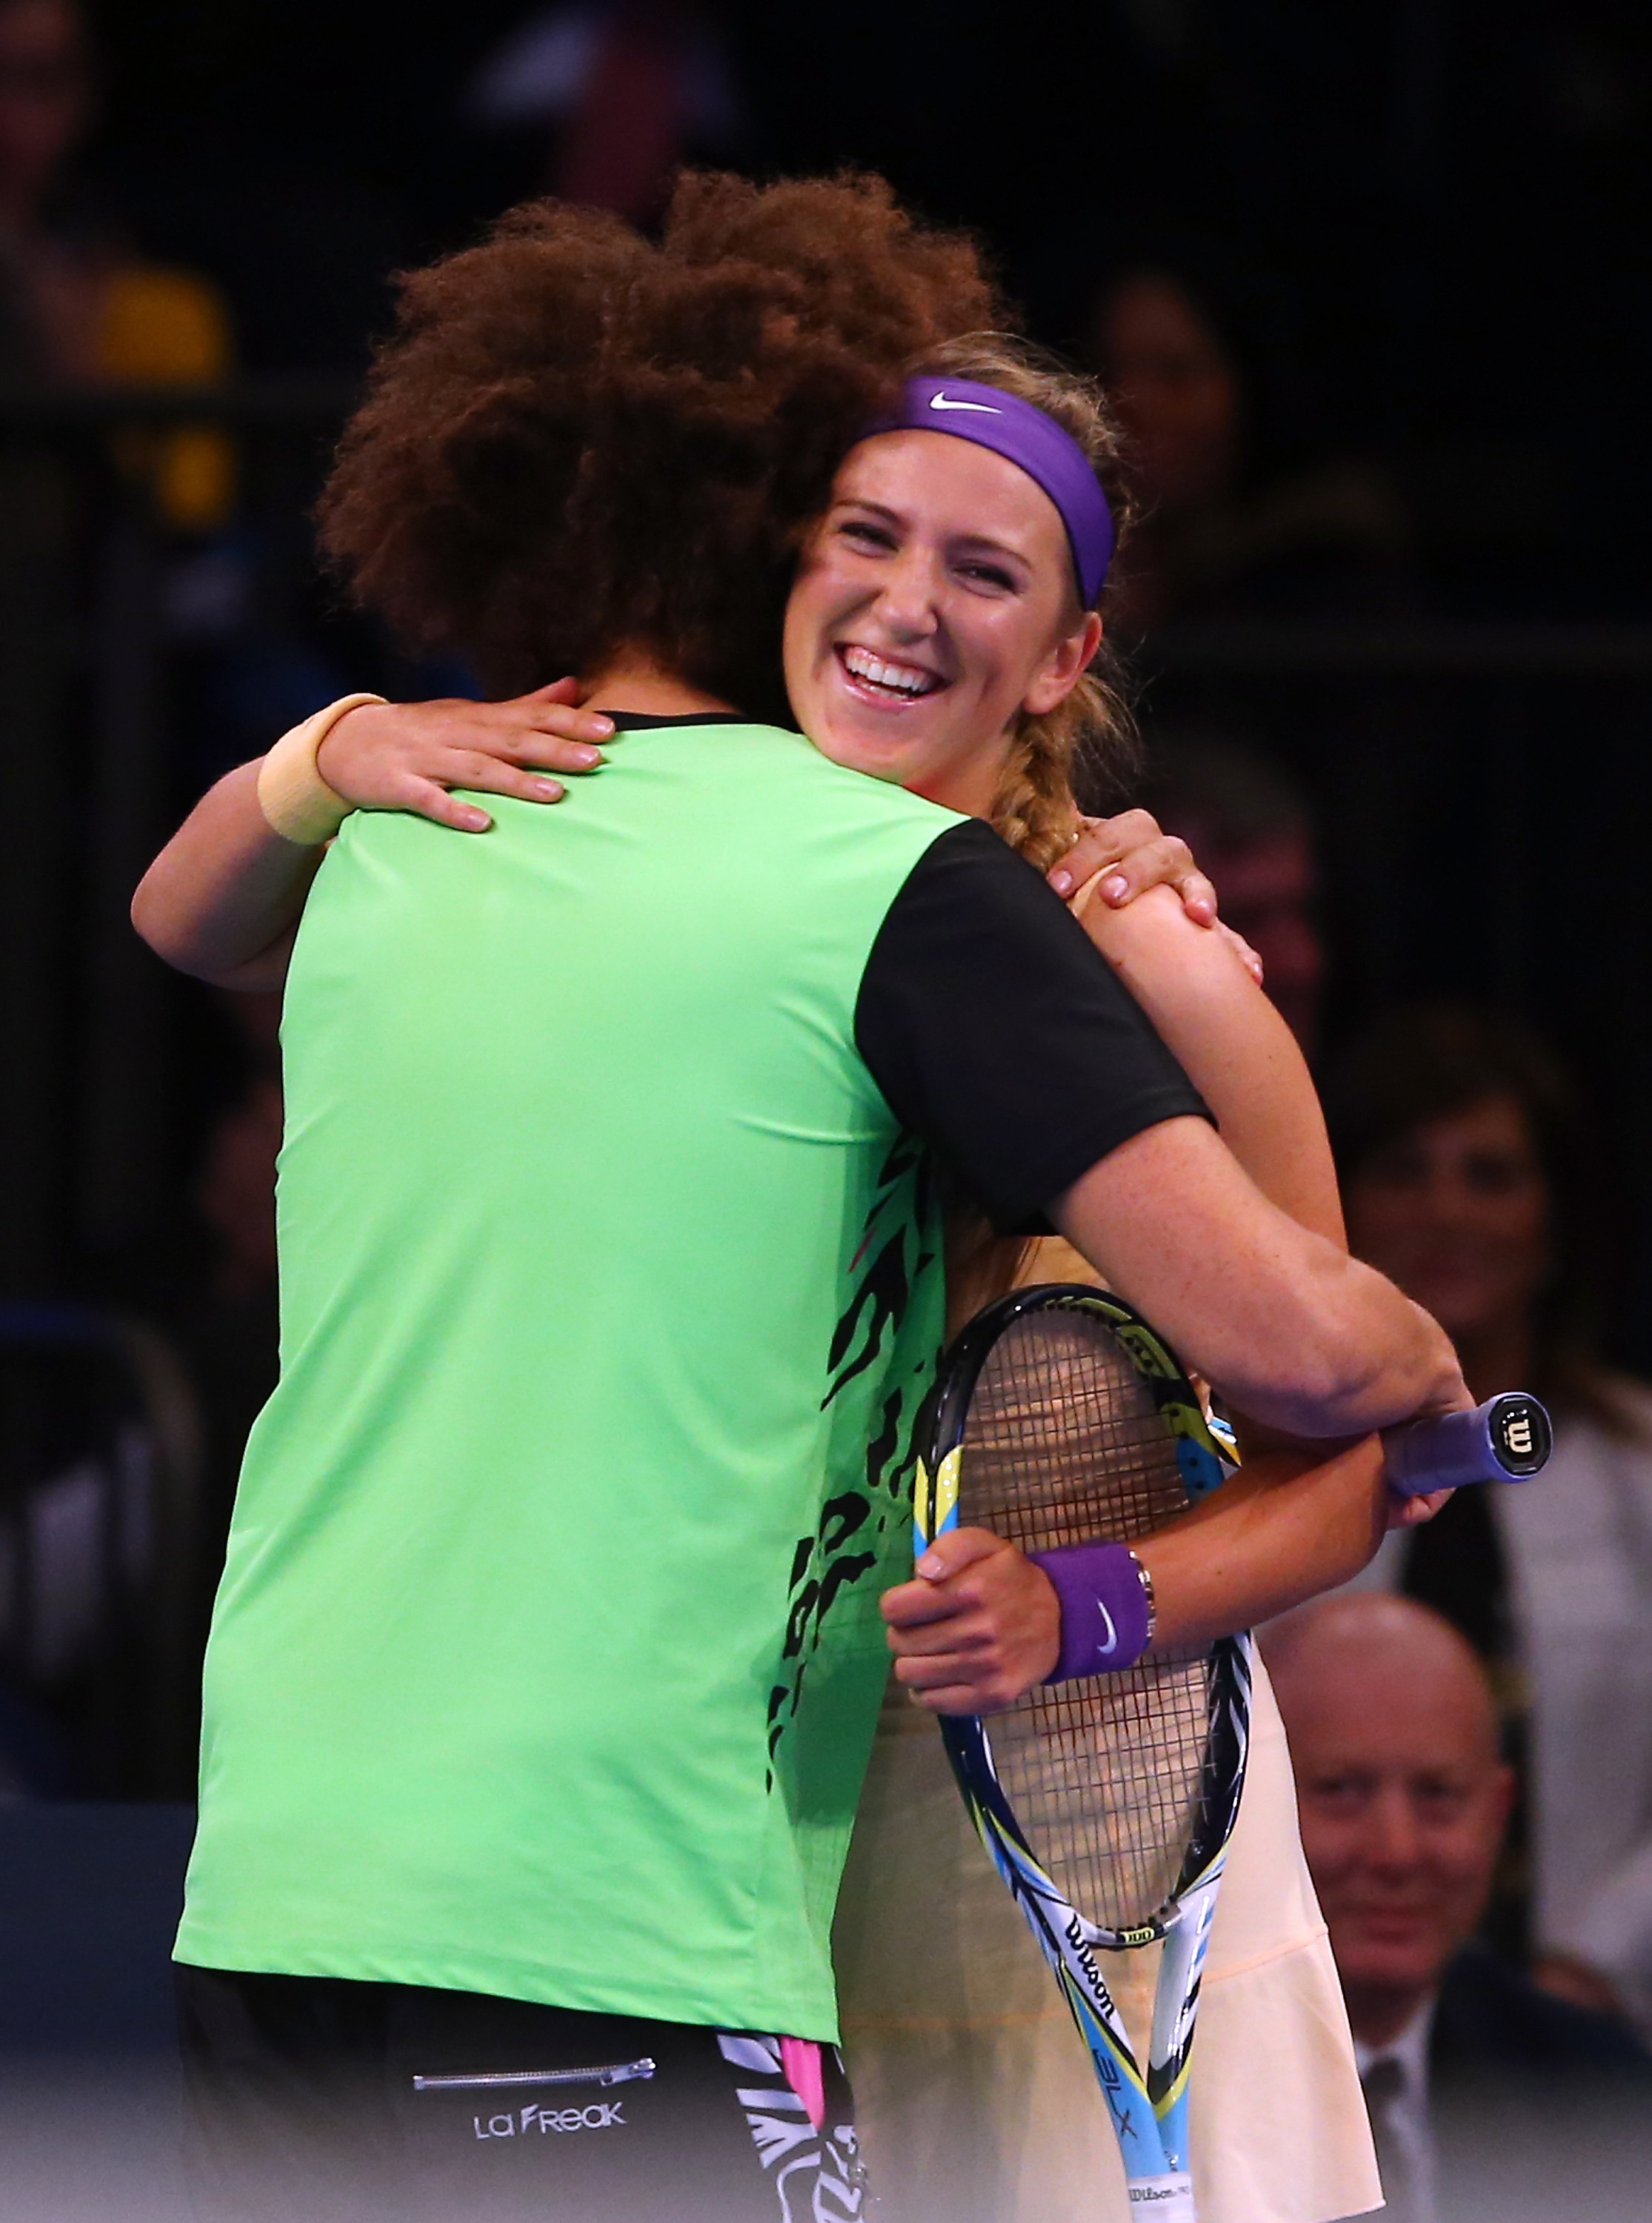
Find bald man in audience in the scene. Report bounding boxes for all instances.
[1265,1595,1648,2223]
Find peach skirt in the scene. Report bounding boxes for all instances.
[833,1654,1381,2223]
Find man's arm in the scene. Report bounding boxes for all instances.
[1053,1115,1461,1440]
[859,828,1468,1708]
[854,826,1453,1441]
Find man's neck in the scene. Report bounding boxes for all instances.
[1345,1979,1436,2051]
[580,657,738,720]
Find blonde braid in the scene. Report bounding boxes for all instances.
[988,719,1079,875]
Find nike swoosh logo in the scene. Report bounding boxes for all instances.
[1094,1600,1119,1655]
[928,391,1002,414]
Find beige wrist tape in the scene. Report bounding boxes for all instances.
[256,693,387,845]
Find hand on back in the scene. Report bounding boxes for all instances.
[316,682,616,832]
[315,691,1252,978]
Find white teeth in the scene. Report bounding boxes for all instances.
[842,645,937,697]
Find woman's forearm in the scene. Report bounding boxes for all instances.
[131,759,320,990]
[1077,880,1345,1246]
[1138,1437,1390,1649]
[132,688,616,992]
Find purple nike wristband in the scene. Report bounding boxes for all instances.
[1026,1540,1153,1681]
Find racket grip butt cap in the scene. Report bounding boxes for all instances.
[1388,1391,1553,1495]
[1027,1540,1153,1681]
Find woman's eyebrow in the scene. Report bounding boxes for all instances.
[952,528,1033,571]
[836,497,1033,571]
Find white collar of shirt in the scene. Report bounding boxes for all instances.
[1356,1993,1439,2218]
[1354,1990,1436,2099]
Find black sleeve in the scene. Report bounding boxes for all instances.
[855,819,1212,1235]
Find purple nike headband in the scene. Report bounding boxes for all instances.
[864,376,1116,607]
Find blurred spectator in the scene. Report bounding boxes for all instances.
[156,992,282,1608]
[70,980,285,1791]
[1326,1003,1652,2036]
[1123,728,1326,1057]
[464,1,739,226]
[0,1299,204,1796]
[0,0,233,528]
[1086,267,1408,637]
[0,0,388,835]
[1266,1593,1649,2223]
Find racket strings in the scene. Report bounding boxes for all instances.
[955,1310,1210,1933]
[1010,1657,1211,1928]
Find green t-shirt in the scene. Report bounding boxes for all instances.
[176,720,959,2039]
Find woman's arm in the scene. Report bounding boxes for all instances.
[136,694,1227,994]
[132,685,615,988]
[1136,1438,1388,1644]
[1073,875,1343,1246]
[131,757,321,991]
[885,901,1459,1713]
[883,1439,1389,1712]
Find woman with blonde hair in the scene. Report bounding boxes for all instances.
[136,174,1454,2222]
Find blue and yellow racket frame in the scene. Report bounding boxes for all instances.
[914,1284,1253,2223]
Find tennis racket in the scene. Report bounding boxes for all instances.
[913,1284,1555,2222]
[914,1283,1243,2223]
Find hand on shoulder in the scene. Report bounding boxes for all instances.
[1048,809,1263,985]
[316,682,615,833]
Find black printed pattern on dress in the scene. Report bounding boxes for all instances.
[765,1143,939,1782]
[821,1139,931,1410]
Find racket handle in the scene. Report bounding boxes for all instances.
[1388,1392,1553,1496]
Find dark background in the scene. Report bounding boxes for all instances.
[88,0,1651,614]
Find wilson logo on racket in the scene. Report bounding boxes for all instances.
[1062,1914,1102,1978]
[1494,1398,1549,1470]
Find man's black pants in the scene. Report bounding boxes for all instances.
[176,1966,865,2222]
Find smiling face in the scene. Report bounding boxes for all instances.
[1342,1094,1549,1349]
[782,429,1102,816]
[1096,274,1239,516]
[1268,1597,1514,2044]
